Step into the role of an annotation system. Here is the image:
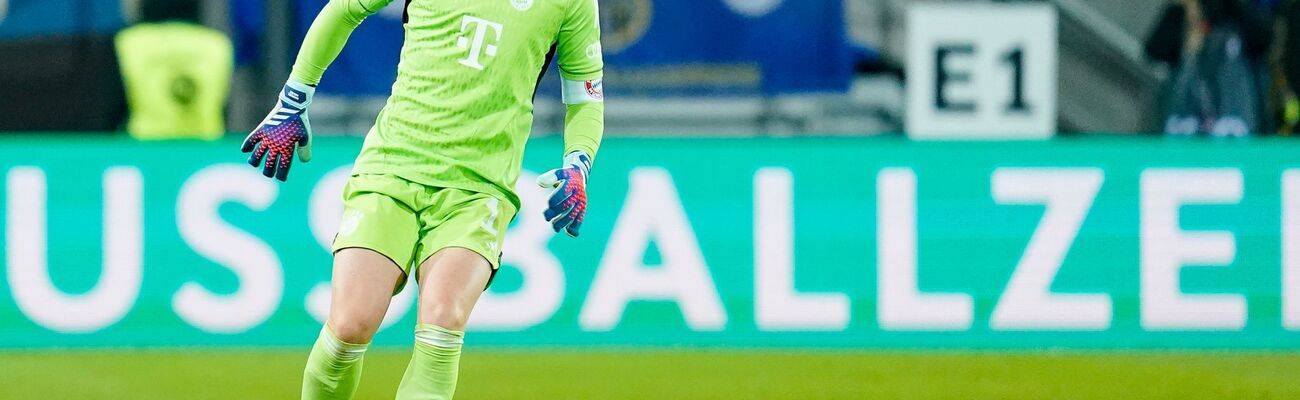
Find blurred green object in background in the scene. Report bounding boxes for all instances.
[3,349,1298,399]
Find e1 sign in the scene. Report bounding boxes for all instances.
[906,4,1058,139]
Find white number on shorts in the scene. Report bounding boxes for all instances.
[481,198,501,237]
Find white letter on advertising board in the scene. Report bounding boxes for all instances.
[1140,169,1245,330]
[754,168,849,331]
[878,168,973,331]
[1283,170,1300,330]
[6,167,143,333]
[580,168,726,331]
[990,168,1111,330]
[174,165,283,334]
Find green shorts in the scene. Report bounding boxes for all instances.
[332,174,516,292]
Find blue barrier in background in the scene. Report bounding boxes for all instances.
[0,0,853,95]
[0,0,124,39]
[292,0,852,96]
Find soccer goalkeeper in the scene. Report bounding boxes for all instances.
[240,0,603,398]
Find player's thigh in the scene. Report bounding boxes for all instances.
[327,175,424,342]
[327,248,405,343]
[414,247,494,331]
[413,190,515,283]
[333,175,424,280]
[411,190,515,329]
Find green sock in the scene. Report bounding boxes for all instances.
[302,325,369,400]
[395,324,465,400]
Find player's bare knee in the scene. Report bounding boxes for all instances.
[420,301,470,331]
[329,316,379,344]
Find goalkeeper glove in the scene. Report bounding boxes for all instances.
[242,79,315,182]
[537,151,592,237]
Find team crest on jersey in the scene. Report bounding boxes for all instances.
[511,0,533,11]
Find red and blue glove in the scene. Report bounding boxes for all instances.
[242,79,315,182]
[537,151,592,237]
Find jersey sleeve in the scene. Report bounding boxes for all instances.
[289,0,396,85]
[555,0,605,161]
[555,0,604,81]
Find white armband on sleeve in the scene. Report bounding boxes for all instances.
[561,78,604,105]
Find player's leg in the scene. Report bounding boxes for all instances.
[305,174,423,400]
[324,249,405,343]
[395,189,514,400]
[394,248,494,400]
[302,249,404,400]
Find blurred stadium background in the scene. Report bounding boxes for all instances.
[3,0,1300,398]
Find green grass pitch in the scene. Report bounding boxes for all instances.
[3,349,1299,399]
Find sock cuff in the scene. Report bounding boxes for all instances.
[321,325,369,361]
[414,324,464,348]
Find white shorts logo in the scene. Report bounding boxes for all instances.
[338,209,363,237]
[511,0,533,11]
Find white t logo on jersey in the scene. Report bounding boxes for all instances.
[457,16,505,70]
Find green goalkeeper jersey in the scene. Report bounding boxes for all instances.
[290,0,605,208]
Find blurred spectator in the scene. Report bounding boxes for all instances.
[1146,0,1274,136]
[116,0,233,140]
